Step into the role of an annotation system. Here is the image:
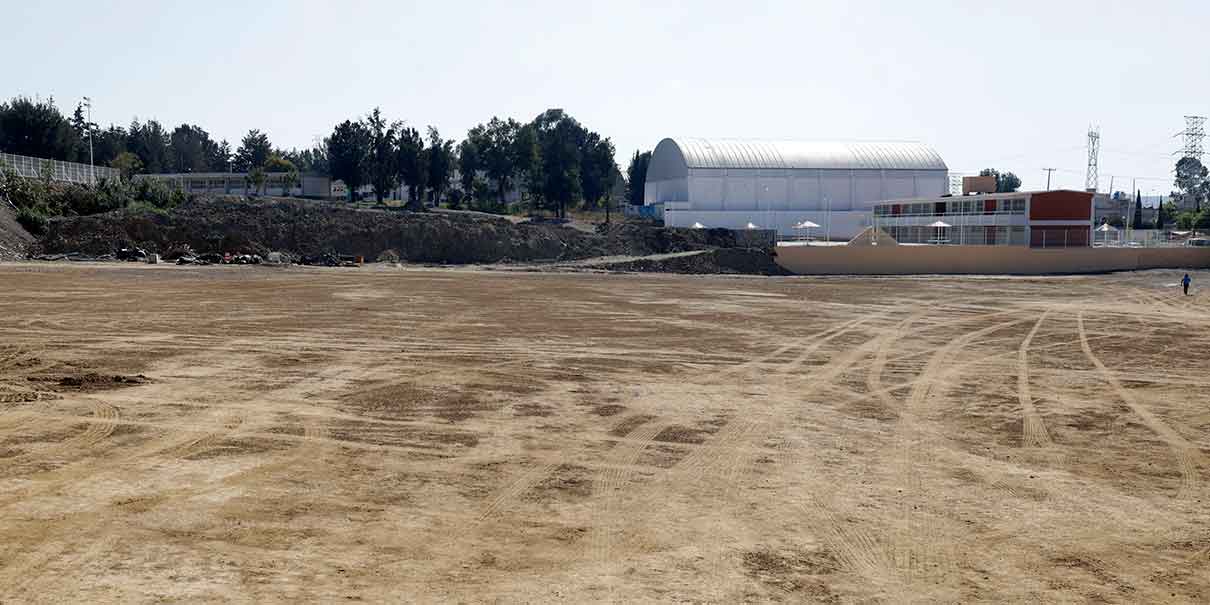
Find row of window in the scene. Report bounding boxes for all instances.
[886,225,1027,245]
[874,198,1027,216]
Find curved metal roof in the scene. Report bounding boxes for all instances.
[664,137,947,171]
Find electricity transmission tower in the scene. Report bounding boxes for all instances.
[1175,115,1206,162]
[1085,126,1100,192]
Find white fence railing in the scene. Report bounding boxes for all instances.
[0,151,119,184]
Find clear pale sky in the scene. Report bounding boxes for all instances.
[3,0,1207,194]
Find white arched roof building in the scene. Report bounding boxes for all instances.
[645,137,949,239]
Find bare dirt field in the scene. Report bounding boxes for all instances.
[1,263,1209,603]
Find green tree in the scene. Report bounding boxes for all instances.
[68,102,96,163]
[327,120,371,202]
[264,155,295,173]
[473,117,528,206]
[0,96,77,160]
[365,108,399,202]
[264,155,298,196]
[396,127,427,210]
[282,170,299,195]
[110,151,143,180]
[424,126,454,206]
[92,126,129,167]
[215,140,232,171]
[248,166,267,195]
[169,124,222,173]
[514,124,539,207]
[579,131,616,211]
[234,129,272,172]
[979,168,1022,193]
[1174,157,1209,212]
[280,142,329,176]
[457,137,481,202]
[531,109,584,218]
[626,150,651,206]
[127,119,170,174]
[1132,191,1144,230]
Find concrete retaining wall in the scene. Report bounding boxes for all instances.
[774,244,1210,275]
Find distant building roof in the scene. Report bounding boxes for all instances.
[654,137,948,171]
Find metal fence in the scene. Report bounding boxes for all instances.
[0,151,119,184]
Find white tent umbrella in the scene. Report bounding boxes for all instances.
[746,222,760,230]
[1096,222,1118,246]
[691,222,706,229]
[928,220,951,244]
[792,220,820,241]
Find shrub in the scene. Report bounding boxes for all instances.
[15,206,48,235]
[126,200,170,216]
[0,165,44,210]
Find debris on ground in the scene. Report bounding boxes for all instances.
[570,249,792,276]
[22,195,787,274]
[0,201,35,261]
[34,196,759,263]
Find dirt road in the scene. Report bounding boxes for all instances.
[1,263,1208,603]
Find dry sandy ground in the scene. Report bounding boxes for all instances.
[1,263,1208,603]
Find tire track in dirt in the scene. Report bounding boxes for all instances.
[668,413,757,483]
[588,417,670,572]
[161,410,247,459]
[783,308,1018,583]
[474,461,561,524]
[704,308,890,382]
[0,529,116,601]
[25,400,124,467]
[1077,312,1201,500]
[773,315,885,376]
[865,313,927,418]
[891,317,1028,591]
[641,316,888,600]
[0,353,394,592]
[1132,287,1207,324]
[761,317,920,590]
[1018,312,1054,448]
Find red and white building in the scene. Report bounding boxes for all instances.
[870,190,1094,247]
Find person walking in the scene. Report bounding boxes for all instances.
[1182,273,1191,296]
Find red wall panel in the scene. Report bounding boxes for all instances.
[1030,226,1090,247]
[1028,191,1093,220]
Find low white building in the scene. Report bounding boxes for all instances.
[644,137,949,239]
[140,172,332,198]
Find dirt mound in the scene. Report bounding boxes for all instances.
[55,373,149,389]
[24,372,150,391]
[37,196,723,264]
[594,221,773,255]
[593,248,791,275]
[0,202,35,261]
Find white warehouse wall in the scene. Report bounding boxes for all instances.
[644,138,949,239]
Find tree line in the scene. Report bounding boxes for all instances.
[326,107,622,216]
[0,96,327,183]
[0,96,656,216]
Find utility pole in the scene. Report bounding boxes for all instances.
[82,96,94,184]
[1043,168,1056,190]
